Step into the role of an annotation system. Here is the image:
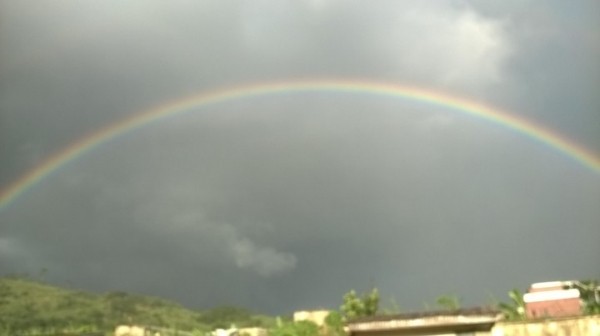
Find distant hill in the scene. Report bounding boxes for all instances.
[0,276,276,336]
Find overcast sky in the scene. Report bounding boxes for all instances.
[1,0,599,315]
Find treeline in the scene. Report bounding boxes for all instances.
[3,275,598,336]
[0,276,274,335]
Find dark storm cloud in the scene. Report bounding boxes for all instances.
[1,0,599,314]
[469,0,600,148]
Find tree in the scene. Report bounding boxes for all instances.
[564,280,600,315]
[269,320,319,336]
[324,311,345,336]
[340,288,379,319]
[497,289,525,321]
[198,306,253,329]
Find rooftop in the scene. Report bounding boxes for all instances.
[346,307,501,334]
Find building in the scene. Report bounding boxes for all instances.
[294,310,332,327]
[346,307,501,336]
[523,281,581,319]
[492,315,600,336]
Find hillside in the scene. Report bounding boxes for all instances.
[0,276,276,335]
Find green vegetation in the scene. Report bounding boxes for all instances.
[497,288,526,321]
[434,294,461,311]
[323,311,345,336]
[339,288,379,319]
[421,294,461,312]
[3,277,599,336]
[268,311,347,336]
[265,288,377,336]
[497,281,600,321]
[197,306,275,330]
[0,276,275,336]
[269,320,319,336]
[564,280,600,315]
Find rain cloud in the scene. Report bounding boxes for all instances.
[0,0,598,314]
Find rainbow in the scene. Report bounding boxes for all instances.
[1,79,599,211]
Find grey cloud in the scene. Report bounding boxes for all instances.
[1,0,599,315]
[232,236,297,277]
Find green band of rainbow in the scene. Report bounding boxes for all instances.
[1,79,598,211]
